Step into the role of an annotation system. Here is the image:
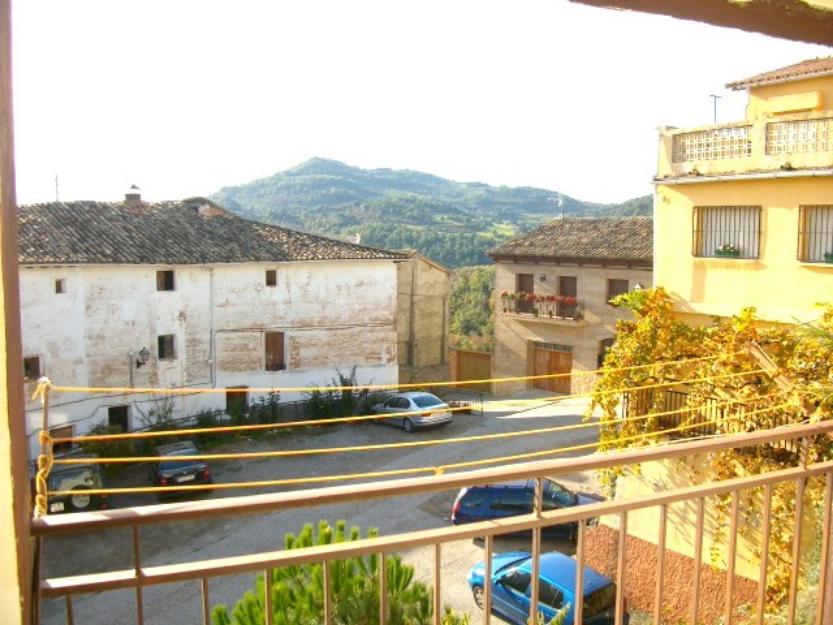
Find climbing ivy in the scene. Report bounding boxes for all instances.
[211,520,470,625]
[590,287,833,608]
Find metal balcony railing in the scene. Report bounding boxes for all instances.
[31,419,833,625]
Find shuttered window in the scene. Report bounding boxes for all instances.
[798,206,833,263]
[265,332,286,371]
[693,206,761,259]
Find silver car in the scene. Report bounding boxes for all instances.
[371,392,453,432]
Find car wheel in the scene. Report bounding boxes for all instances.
[403,418,414,433]
[68,486,94,512]
[472,585,485,609]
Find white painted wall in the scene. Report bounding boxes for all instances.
[20,260,399,459]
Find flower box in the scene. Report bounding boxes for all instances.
[714,248,740,258]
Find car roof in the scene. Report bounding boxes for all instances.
[520,552,612,594]
[156,441,198,455]
[470,480,533,490]
[397,392,439,399]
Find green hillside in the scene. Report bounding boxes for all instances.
[211,158,651,268]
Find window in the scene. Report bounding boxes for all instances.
[157,334,176,360]
[265,269,277,287]
[798,206,833,263]
[500,569,531,594]
[539,580,565,610]
[693,206,761,259]
[490,489,532,513]
[156,270,175,291]
[55,279,66,294]
[23,356,40,381]
[49,425,74,455]
[265,331,286,371]
[607,279,629,302]
[107,405,129,433]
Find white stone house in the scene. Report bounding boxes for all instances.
[18,194,405,459]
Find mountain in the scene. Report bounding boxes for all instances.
[211,158,652,268]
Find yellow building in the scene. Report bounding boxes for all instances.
[655,56,833,325]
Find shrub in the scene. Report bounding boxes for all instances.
[211,520,470,625]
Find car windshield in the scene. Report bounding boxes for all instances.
[160,448,199,471]
[544,479,577,506]
[412,394,444,408]
[495,556,529,575]
[48,468,94,491]
[584,584,616,618]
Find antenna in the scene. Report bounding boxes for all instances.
[55,173,59,202]
[709,94,722,124]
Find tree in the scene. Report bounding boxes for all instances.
[591,288,833,607]
[211,520,470,625]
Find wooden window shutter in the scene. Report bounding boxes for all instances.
[265,332,285,371]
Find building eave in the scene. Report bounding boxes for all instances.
[654,168,833,186]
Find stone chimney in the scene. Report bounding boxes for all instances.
[125,184,142,207]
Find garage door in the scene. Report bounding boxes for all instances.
[532,346,572,394]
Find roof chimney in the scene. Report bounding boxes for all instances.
[125,184,142,207]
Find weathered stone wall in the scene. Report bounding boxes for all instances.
[20,259,399,459]
[397,255,450,368]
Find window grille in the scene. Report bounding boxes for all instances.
[798,206,833,263]
[766,118,833,155]
[692,206,761,259]
[533,342,572,353]
[672,126,752,163]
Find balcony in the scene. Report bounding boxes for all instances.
[657,113,833,180]
[500,294,587,326]
[31,419,833,625]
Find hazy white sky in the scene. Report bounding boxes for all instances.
[11,0,831,205]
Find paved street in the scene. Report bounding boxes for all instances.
[41,393,603,625]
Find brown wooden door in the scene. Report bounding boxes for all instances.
[533,348,572,393]
[516,273,534,312]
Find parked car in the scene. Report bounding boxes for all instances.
[451,478,603,538]
[46,460,108,514]
[370,392,453,432]
[149,440,212,498]
[467,550,626,625]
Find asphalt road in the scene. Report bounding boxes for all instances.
[40,394,602,625]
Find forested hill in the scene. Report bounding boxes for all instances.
[211,158,651,268]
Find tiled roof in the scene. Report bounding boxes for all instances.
[488,217,653,263]
[726,56,833,90]
[18,198,406,265]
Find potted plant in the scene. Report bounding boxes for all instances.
[545,295,557,317]
[499,290,509,312]
[715,244,740,258]
[825,252,833,264]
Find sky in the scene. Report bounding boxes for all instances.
[11,0,832,206]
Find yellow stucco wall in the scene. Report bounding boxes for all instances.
[600,456,820,583]
[746,77,833,118]
[655,177,833,323]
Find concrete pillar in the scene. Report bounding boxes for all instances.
[0,0,32,621]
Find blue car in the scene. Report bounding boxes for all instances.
[451,479,603,539]
[467,551,625,625]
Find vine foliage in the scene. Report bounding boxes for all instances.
[590,287,833,607]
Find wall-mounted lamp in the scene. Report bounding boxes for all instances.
[134,347,150,368]
[538,274,546,282]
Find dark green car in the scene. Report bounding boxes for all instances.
[46,461,107,514]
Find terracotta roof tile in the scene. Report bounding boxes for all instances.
[726,56,833,90]
[18,198,406,265]
[488,217,653,263]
